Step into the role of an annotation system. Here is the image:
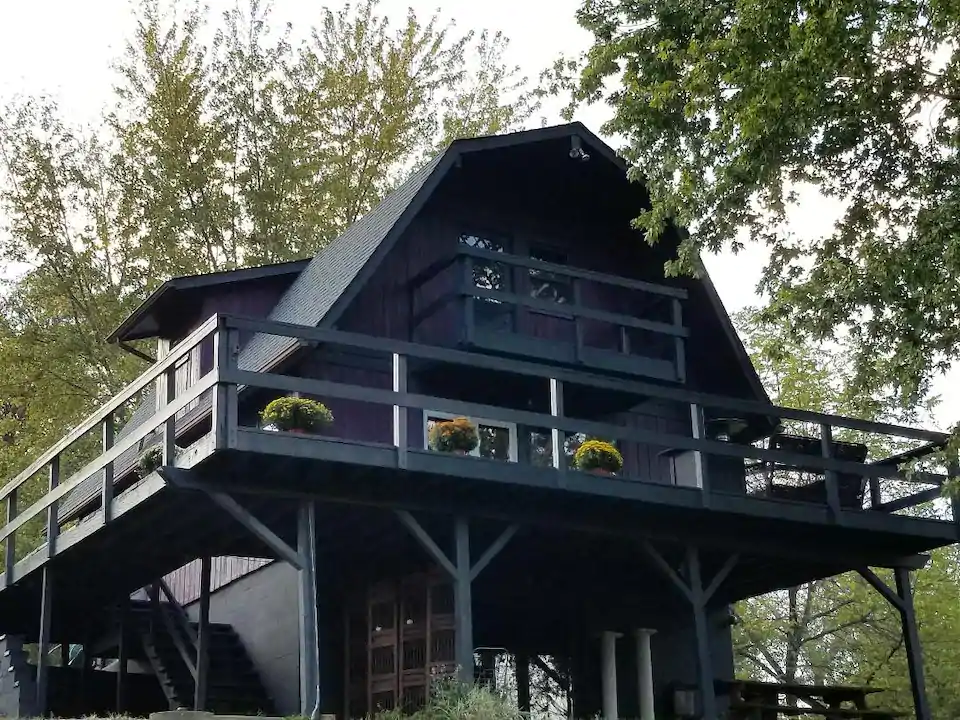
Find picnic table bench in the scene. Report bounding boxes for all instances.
[718,679,906,720]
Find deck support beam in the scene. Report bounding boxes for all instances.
[396,511,519,683]
[516,654,531,712]
[642,543,738,720]
[117,596,129,713]
[600,630,620,720]
[858,567,931,720]
[194,555,211,711]
[36,565,53,716]
[297,501,321,720]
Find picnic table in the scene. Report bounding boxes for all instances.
[718,679,906,719]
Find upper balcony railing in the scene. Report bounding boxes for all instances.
[0,314,956,586]
[410,246,688,382]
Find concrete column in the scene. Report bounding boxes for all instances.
[601,631,621,720]
[635,629,656,720]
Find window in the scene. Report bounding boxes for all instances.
[424,411,518,462]
[459,232,513,331]
[529,246,572,305]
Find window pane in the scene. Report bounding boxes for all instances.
[478,424,511,461]
[529,247,572,304]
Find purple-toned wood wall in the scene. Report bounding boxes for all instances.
[164,556,273,605]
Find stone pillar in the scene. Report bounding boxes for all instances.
[601,631,621,720]
[635,629,656,720]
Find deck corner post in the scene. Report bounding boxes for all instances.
[453,516,474,684]
[895,567,931,720]
[194,555,212,711]
[212,319,239,450]
[297,500,321,720]
[549,378,566,485]
[36,565,53,716]
[820,423,842,520]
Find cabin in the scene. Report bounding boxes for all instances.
[0,124,953,720]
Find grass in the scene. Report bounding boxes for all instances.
[375,681,525,720]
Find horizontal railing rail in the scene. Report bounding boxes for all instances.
[224,314,948,445]
[458,245,688,299]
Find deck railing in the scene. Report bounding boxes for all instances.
[410,247,688,381]
[0,313,956,584]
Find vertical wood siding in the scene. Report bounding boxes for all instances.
[164,556,273,606]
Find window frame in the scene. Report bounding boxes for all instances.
[423,410,519,462]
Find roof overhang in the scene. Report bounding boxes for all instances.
[107,259,310,344]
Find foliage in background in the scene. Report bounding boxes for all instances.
[732,308,960,718]
[378,680,524,720]
[0,0,543,553]
[564,0,960,419]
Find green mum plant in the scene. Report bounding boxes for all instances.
[428,417,479,453]
[138,446,163,477]
[260,396,334,433]
[574,439,623,474]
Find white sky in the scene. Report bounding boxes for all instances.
[0,0,956,428]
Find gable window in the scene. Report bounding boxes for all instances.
[459,232,514,331]
[424,411,518,462]
[529,246,572,305]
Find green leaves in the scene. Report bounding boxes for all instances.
[569,0,960,410]
[0,0,544,533]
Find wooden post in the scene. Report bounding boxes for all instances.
[820,423,842,519]
[550,378,566,484]
[194,555,212,711]
[516,653,531,712]
[102,412,114,523]
[687,546,717,720]
[117,597,129,713]
[36,566,53,716]
[453,517,474,683]
[462,257,476,345]
[393,353,408,469]
[212,319,239,451]
[690,404,708,500]
[5,488,16,587]
[298,501,321,719]
[896,568,931,720]
[46,456,60,559]
[672,298,686,383]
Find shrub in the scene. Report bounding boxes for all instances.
[428,417,479,453]
[376,680,523,720]
[574,439,623,473]
[137,446,163,477]
[260,396,334,433]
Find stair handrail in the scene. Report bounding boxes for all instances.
[150,581,198,680]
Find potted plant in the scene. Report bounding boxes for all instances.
[138,446,163,477]
[428,417,479,455]
[260,396,334,434]
[574,440,623,476]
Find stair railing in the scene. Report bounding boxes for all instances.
[150,580,199,681]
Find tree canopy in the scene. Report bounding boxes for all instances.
[567,0,960,415]
[0,0,543,552]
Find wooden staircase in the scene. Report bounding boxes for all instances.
[131,599,274,714]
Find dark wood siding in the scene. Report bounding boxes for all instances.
[164,556,273,605]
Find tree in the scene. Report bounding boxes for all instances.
[731,308,960,718]
[565,0,960,413]
[0,0,544,555]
